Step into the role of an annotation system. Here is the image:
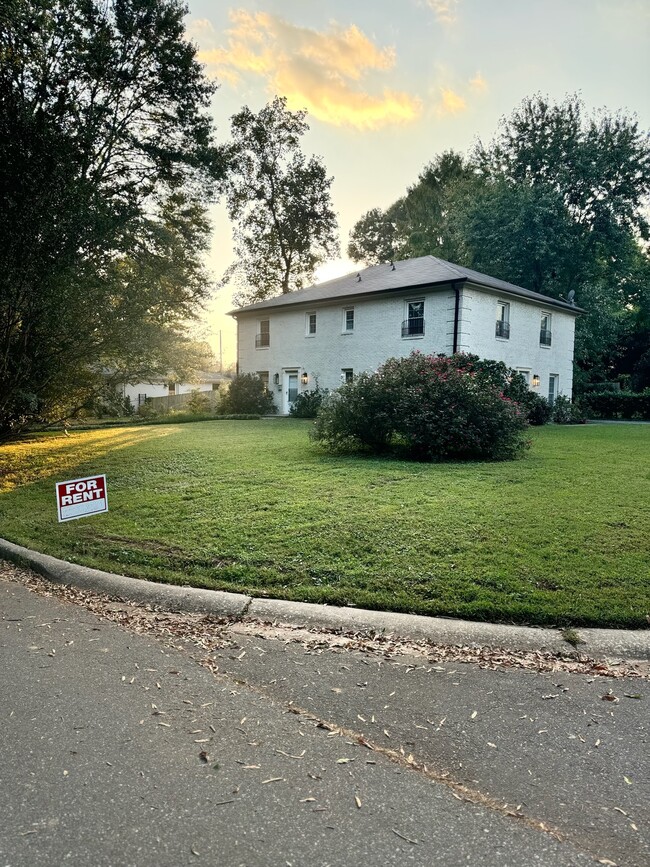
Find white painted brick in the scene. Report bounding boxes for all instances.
[235,284,577,412]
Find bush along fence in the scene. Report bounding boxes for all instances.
[580,390,650,420]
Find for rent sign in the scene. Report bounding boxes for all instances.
[56,474,108,523]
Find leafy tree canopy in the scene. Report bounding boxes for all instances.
[348,95,650,387]
[348,151,472,264]
[222,96,339,307]
[0,0,225,436]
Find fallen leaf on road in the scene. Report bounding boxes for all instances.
[623,776,633,785]
[471,711,477,719]
[355,796,362,808]
[261,777,284,784]
[198,751,209,763]
[601,694,619,703]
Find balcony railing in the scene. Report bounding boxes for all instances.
[255,332,270,348]
[495,320,510,339]
[402,317,425,337]
[540,329,552,346]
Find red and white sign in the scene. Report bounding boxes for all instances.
[56,474,108,523]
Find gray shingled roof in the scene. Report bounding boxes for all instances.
[228,256,583,316]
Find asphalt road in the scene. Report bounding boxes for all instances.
[1,576,647,867]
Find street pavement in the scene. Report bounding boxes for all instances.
[1,572,648,866]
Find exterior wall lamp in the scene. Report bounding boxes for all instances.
[301,370,309,386]
[532,374,540,387]
[273,372,279,385]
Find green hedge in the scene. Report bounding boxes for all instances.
[581,390,650,420]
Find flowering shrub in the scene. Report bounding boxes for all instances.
[311,352,530,461]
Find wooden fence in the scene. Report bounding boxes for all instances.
[141,391,219,413]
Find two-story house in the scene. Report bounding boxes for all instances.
[229,256,581,415]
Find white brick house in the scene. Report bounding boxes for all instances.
[229,256,581,415]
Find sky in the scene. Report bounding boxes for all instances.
[184,0,650,366]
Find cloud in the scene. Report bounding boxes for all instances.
[426,0,460,25]
[436,88,466,116]
[190,12,421,130]
[469,73,488,93]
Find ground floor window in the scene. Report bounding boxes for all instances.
[548,374,559,406]
[257,370,270,391]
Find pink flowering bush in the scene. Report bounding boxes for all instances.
[311,352,530,461]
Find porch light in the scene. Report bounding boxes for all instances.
[532,374,540,387]
[301,370,309,386]
[273,372,279,385]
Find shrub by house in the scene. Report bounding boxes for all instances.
[311,352,530,461]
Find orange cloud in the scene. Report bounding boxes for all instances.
[190,12,421,130]
[437,88,466,115]
[469,73,488,93]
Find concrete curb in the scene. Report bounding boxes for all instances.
[2,537,648,660]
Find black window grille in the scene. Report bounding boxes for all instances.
[540,329,552,346]
[402,317,425,337]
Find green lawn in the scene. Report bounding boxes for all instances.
[1,420,648,628]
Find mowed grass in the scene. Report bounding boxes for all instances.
[1,420,648,628]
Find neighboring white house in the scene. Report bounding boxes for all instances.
[229,256,581,415]
[119,371,225,408]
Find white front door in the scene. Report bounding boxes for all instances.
[283,370,299,414]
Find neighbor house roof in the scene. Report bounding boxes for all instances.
[228,256,583,316]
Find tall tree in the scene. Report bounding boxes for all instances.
[470,94,650,383]
[348,151,472,264]
[0,0,225,436]
[223,97,339,306]
[348,96,650,386]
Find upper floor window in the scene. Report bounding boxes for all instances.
[495,301,510,339]
[255,319,270,348]
[341,368,354,384]
[343,308,354,332]
[540,313,552,347]
[306,312,317,336]
[402,300,425,337]
[168,382,176,396]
